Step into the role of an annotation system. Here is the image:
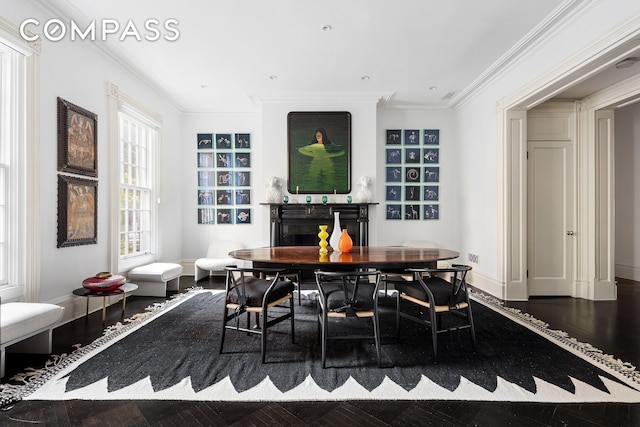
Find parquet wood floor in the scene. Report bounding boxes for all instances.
[1,277,639,426]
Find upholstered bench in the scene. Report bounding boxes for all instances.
[127,262,183,297]
[1,302,65,377]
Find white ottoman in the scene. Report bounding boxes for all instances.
[1,302,64,377]
[128,263,183,297]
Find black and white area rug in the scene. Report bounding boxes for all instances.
[2,288,640,405]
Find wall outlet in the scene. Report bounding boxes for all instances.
[468,253,479,264]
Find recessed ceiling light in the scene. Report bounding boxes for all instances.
[428,86,438,91]
[269,75,278,80]
[615,57,638,69]
[321,25,332,32]
[361,75,370,80]
[200,84,208,89]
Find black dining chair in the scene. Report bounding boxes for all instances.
[314,269,383,368]
[219,266,295,363]
[395,264,476,363]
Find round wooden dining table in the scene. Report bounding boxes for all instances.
[229,246,459,270]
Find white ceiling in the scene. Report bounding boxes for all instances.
[42,0,636,112]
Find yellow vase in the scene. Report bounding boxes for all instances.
[318,225,329,254]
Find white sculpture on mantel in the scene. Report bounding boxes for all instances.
[265,176,283,203]
[354,176,373,203]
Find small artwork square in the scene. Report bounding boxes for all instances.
[197,189,214,206]
[216,133,232,149]
[424,185,439,201]
[235,189,251,204]
[235,133,251,149]
[424,167,439,182]
[386,185,401,201]
[405,186,420,201]
[405,167,421,183]
[197,152,213,168]
[386,148,402,164]
[424,204,439,220]
[235,152,251,168]
[197,208,215,224]
[386,166,402,182]
[197,133,213,149]
[217,209,233,224]
[423,148,439,163]
[235,171,250,187]
[216,171,233,186]
[405,204,421,220]
[386,204,402,220]
[236,208,251,224]
[405,148,421,163]
[216,152,232,168]
[386,129,401,145]
[404,130,420,145]
[198,171,214,187]
[216,190,233,205]
[424,129,440,145]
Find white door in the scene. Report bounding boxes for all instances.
[527,139,574,295]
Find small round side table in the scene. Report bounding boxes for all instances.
[72,282,138,325]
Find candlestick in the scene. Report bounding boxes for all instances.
[296,186,299,204]
[333,189,337,204]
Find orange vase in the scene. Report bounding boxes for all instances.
[337,229,353,253]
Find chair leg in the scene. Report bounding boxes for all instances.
[290,296,295,344]
[261,310,267,364]
[429,309,439,363]
[219,306,228,354]
[321,312,328,369]
[373,311,382,367]
[467,306,477,351]
[395,294,401,340]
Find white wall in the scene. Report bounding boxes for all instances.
[376,108,460,251]
[455,1,640,289]
[1,3,183,307]
[180,112,262,263]
[615,102,640,280]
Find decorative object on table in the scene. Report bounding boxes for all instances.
[354,176,372,203]
[82,272,126,292]
[338,229,353,253]
[318,225,329,254]
[322,195,328,204]
[265,176,282,203]
[283,195,289,204]
[329,211,341,251]
[347,195,352,203]
[306,195,312,203]
[287,111,352,194]
[57,97,98,177]
[57,175,98,248]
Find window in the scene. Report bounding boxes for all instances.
[0,37,27,300]
[109,83,161,272]
[118,111,155,259]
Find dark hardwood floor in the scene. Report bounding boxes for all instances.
[1,277,639,426]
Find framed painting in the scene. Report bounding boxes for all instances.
[57,97,98,177]
[287,111,351,194]
[57,175,97,248]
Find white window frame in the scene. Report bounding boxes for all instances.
[0,18,39,303]
[108,83,162,274]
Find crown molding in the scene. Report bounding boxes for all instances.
[449,0,599,110]
[37,0,185,112]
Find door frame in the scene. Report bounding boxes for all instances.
[497,21,640,301]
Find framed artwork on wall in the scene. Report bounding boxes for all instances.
[287,111,351,194]
[197,133,213,149]
[57,97,98,177]
[57,175,97,248]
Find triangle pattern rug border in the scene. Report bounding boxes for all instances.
[2,287,640,405]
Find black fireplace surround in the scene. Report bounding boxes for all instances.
[267,203,374,247]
